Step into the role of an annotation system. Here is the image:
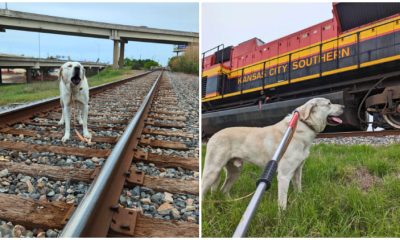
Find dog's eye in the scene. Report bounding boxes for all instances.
[67,64,72,68]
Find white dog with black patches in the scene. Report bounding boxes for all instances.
[202,98,344,210]
[58,61,91,142]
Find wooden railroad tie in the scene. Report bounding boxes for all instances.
[145,119,186,129]
[142,128,193,139]
[139,137,189,150]
[22,120,126,131]
[0,141,110,158]
[151,109,186,116]
[0,194,198,236]
[0,162,198,195]
[133,150,198,171]
[0,127,117,144]
[37,114,130,125]
[108,206,198,237]
[0,194,74,230]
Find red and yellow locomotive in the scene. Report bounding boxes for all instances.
[202,3,400,136]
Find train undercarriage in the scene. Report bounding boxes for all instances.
[202,62,400,137]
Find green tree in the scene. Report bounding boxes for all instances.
[123,58,160,70]
[168,44,198,74]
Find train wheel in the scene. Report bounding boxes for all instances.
[383,113,400,129]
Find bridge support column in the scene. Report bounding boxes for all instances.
[119,40,126,68]
[113,40,120,69]
[26,68,32,83]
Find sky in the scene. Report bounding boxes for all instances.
[0,2,199,66]
[202,2,333,52]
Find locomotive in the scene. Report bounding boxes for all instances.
[202,3,400,136]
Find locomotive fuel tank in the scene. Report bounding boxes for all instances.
[202,91,360,137]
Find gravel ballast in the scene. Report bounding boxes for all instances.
[314,134,400,146]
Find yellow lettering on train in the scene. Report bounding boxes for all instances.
[269,67,276,76]
[237,70,266,84]
[252,73,257,81]
[257,71,263,79]
[313,55,319,64]
[234,46,351,84]
[298,59,306,68]
[306,58,313,67]
[292,61,298,70]
[333,50,338,60]
[341,47,350,58]
[290,46,351,71]
[277,65,287,74]
[320,54,326,62]
[283,65,288,73]
[326,51,333,62]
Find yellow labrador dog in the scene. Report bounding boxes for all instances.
[58,62,91,142]
[202,98,344,210]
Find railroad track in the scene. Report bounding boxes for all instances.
[0,70,199,237]
[317,130,400,138]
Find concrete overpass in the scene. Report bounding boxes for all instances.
[0,53,108,83]
[0,54,107,68]
[0,9,199,68]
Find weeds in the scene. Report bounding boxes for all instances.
[202,144,400,237]
[0,67,136,106]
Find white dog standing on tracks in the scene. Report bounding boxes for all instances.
[202,98,344,210]
[58,61,91,142]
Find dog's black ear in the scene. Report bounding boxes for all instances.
[297,102,315,120]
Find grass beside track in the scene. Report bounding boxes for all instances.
[0,67,138,106]
[202,144,400,237]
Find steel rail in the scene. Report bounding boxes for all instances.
[0,71,152,127]
[60,70,163,237]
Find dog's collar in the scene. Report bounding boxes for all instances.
[299,119,318,133]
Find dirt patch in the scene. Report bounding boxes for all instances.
[352,167,381,191]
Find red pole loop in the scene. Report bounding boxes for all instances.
[289,111,300,129]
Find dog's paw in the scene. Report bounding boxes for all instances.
[83,131,92,139]
[61,134,70,142]
[77,117,83,125]
[278,205,287,212]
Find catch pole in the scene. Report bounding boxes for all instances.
[232,111,300,238]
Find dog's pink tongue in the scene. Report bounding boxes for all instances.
[331,116,343,124]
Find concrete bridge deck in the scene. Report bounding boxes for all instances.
[0,9,199,68]
[0,54,108,83]
[0,54,107,68]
